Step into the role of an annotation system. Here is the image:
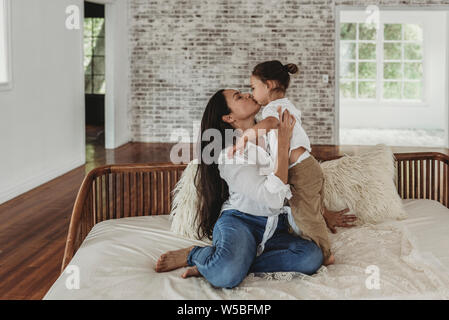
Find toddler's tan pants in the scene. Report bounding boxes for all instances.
[288,155,332,261]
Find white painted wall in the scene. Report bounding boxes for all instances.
[339,10,448,131]
[0,0,85,204]
[104,0,130,149]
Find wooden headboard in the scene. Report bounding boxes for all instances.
[61,152,449,272]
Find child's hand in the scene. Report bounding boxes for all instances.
[277,106,296,144]
[227,136,249,158]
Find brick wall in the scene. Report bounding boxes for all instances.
[128,0,449,144]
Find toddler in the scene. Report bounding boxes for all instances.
[230,60,334,266]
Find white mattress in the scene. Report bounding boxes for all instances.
[44,199,449,300]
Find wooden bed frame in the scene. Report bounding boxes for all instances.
[61,152,449,272]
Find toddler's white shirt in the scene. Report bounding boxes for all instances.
[262,98,312,169]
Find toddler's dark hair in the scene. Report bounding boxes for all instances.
[252,60,299,93]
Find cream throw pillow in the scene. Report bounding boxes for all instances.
[321,144,407,225]
[170,144,407,239]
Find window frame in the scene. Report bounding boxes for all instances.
[0,0,12,91]
[339,11,429,108]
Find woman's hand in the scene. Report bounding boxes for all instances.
[322,207,357,233]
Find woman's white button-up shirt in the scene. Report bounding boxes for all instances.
[217,140,301,256]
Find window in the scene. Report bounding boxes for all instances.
[84,17,105,94]
[340,18,425,103]
[0,0,11,89]
[383,24,423,100]
[340,23,378,100]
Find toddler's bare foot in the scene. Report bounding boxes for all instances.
[182,266,202,278]
[323,254,335,266]
[155,246,195,272]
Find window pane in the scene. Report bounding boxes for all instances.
[84,55,92,74]
[85,75,92,94]
[92,18,105,38]
[384,62,402,79]
[0,0,10,84]
[358,62,376,79]
[84,19,93,38]
[340,23,356,40]
[340,42,356,60]
[93,36,105,56]
[404,43,422,60]
[384,24,402,41]
[340,62,356,79]
[403,82,422,100]
[384,43,401,60]
[84,37,93,56]
[359,43,376,60]
[383,81,401,99]
[93,75,105,94]
[93,56,105,75]
[359,23,377,40]
[340,81,356,99]
[404,24,423,41]
[404,62,423,80]
[358,81,376,99]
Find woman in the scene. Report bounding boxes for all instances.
[156,89,356,288]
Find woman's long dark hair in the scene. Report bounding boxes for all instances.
[194,89,234,240]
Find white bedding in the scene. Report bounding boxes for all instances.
[44,199,449,300]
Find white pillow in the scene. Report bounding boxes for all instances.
[170,144,408,239]
[321,144,408,225]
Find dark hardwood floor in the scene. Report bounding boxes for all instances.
[0,127,448,299]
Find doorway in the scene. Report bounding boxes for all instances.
[84,1,105,151]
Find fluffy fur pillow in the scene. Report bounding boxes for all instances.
[321,144,407,225]
[170,144,407,240]
[169,159,211,242]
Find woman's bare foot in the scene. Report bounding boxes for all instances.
[155,246,195,272]
[181,266,202,278]
[323,254,335,266]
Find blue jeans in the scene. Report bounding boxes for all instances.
[187,209,323,288]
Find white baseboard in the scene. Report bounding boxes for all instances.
[0,157,86,206]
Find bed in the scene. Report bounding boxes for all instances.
[44,152,449,299]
